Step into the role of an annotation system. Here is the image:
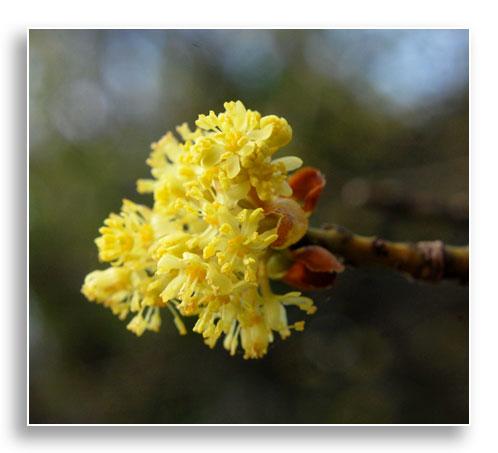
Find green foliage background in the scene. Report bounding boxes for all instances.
[29,29,469,424]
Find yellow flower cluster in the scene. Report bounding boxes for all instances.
[82,101,316,359]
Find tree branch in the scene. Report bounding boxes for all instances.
[302,225,469,284]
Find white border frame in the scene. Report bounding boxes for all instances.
[26,26,470,428]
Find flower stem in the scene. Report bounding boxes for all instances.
[302,225,469,284]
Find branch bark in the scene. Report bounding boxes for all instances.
[302,225,469,284]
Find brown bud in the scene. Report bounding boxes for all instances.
[283,245,344,290]
[288,167,326,212]
[264,198,308,249]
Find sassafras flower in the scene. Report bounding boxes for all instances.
[95,199,154,267]
[82,100,338,359]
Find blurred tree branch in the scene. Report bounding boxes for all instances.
[303,225,468,284]
[341,178,468,225]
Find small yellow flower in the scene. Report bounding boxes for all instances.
[95,199,153,267]
[82,100,318,359]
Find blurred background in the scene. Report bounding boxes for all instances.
[29,29,469,424]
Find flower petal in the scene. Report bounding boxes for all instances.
[201,145,222,167]
[248,124,273,141]
[160,274,184,301]
[225,154,241,178]
[273,156,303,172]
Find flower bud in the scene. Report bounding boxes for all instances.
[288,167,326,212]
[283,245,344,290]
[264,198,308,249]
[260,115,292,150]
